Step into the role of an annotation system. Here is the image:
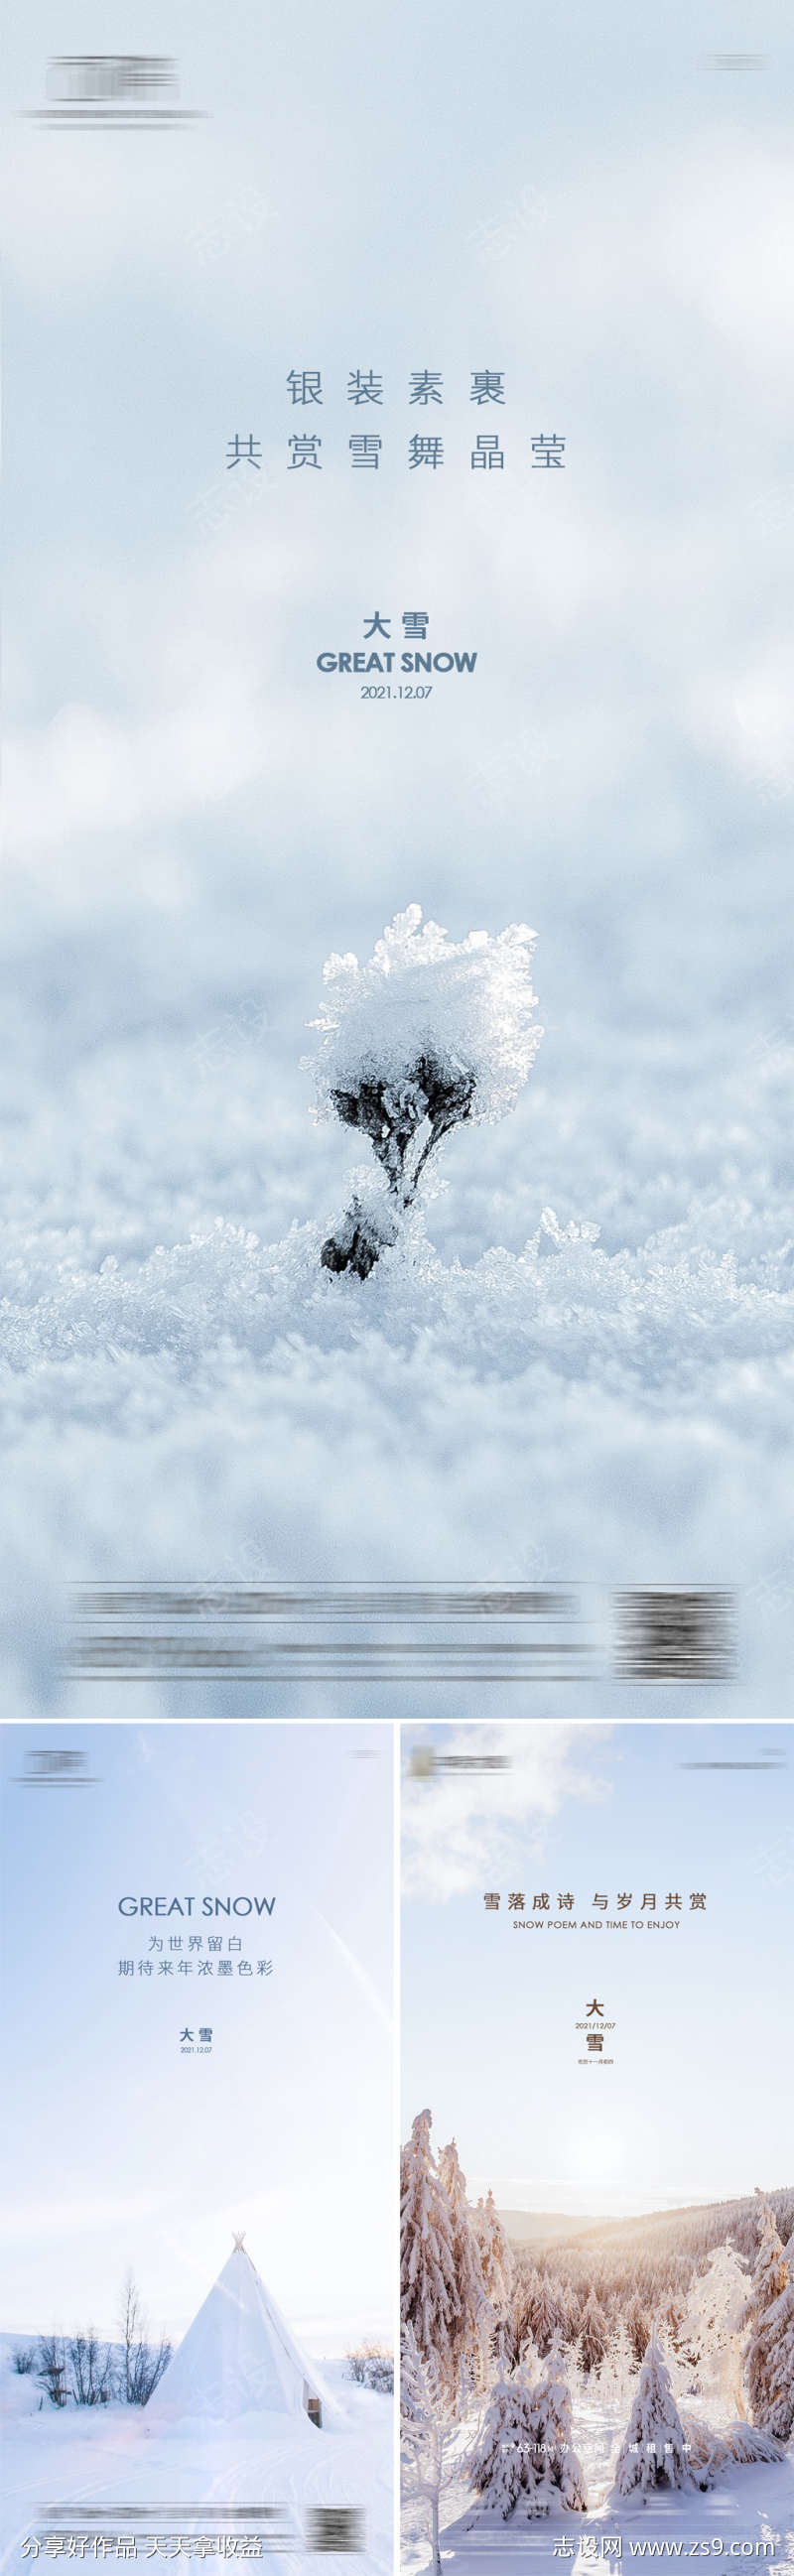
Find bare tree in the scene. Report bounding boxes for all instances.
[37,2335,67,2406]
[120,2272,142,2406]
[130,2335,172,2404]
[118,2269,172,2404]
[66,2332,115,2405]
[67,2335,92,2404]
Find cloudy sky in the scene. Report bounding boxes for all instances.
[1,0,792,1702]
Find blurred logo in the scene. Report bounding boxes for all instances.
[22,57,206,123]
[47,55,177,99]
[23,1747,86,1776]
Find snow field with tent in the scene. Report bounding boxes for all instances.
[1,2246,392,2576]
[400,2114,794,2571]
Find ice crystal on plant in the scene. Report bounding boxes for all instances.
[306,906,542,1275]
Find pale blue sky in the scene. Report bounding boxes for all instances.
[0,1722,393,2343]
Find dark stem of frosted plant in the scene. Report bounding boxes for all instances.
[322,1054,475,1278]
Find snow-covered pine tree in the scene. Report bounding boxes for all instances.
[579,2289,608,2377]
[748,2268,794,2442]
[516,2264,541,2336]
[401,2109,462,2382]
[506,2275,534,2370]
[531,2333,588,2512]
[473,2191,515,2313]
[437,2137,488,2375]
[489,2193,515,2306]
[663,2293,685,2357]
[741,2194,791,2426]
[561,2282,582,2347]
[681,2241,748,2413]
[467,2355,538,2518]
[625,2292,651,2368]
[401,2318,437,2427]
[602,2317,634,2410]
[563,2334,585,2412]
[527,2271,561,2359]
[613,2328,692,2500]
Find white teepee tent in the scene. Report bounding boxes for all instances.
[147,2235,333,2427]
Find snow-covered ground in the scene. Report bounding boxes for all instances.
[401,2389,794,2573]
[0,2357,392,2576]
[2,859,793,1720]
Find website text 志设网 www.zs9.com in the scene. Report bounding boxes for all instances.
[585,2543,777,2561]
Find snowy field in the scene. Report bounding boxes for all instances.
[401,2388,794,2573]
[0,2356,392,2576]
[2,851,793,1719]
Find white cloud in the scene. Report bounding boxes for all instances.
[401,1721,614,1902]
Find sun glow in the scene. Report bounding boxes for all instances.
[561,2125,628,2199]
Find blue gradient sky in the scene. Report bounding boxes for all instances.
[0,1722,393,2343]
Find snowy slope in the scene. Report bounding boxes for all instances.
[402,2388,794,2572]
[0,2358,391,2576]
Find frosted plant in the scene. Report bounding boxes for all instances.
[680,2414,782,2489]
[613,2327,692,2500]
[307,905,542,1276]
[722,2418,784,2465]
[679,2412,729,2492]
